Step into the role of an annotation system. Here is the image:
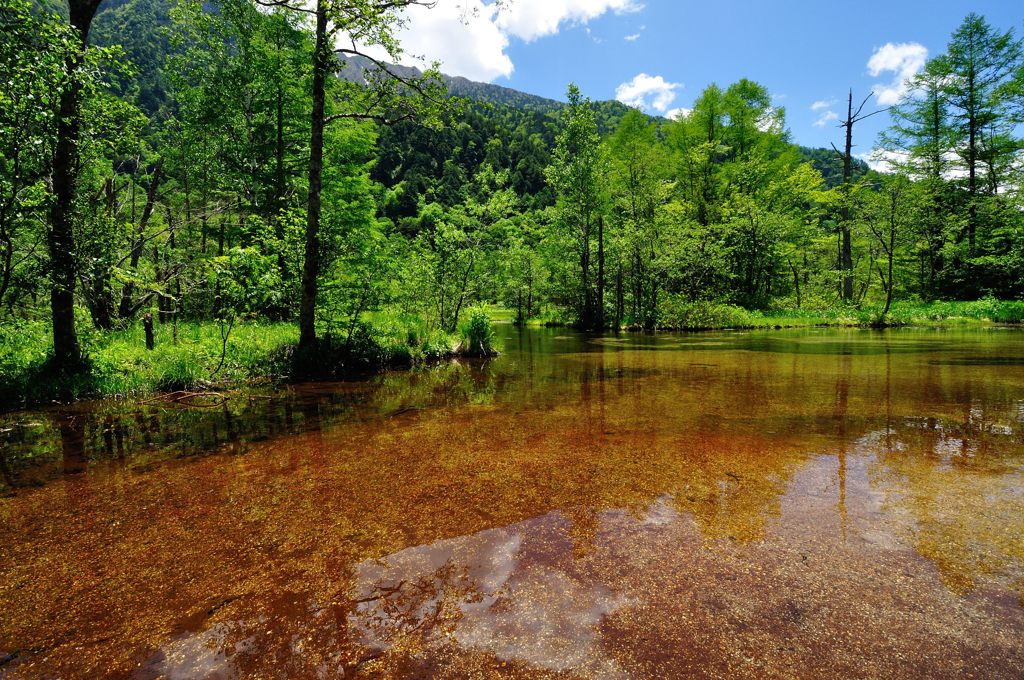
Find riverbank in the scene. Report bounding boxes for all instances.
[2,299,1020,411]
[3,324,1023,677]
[522,298,1024,331]
[0,310,497,412]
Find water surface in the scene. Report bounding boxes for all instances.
[1,326,1023,678]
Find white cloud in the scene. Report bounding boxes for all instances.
[857,149,904,173]
[810,99,834,111]
[615,73,681,114]
[867,42,928,106]
[813,110,839,128]
[624,33,640,41]
[354,1,512,81]
[495,0,644,43]
[665,107,691,120]
[363,0,643,82]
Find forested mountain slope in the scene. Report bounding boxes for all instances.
[66,0,863,195]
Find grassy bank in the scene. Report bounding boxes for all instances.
[3,299,1020,410]
[0,309,498,411]
[514,297,1024,331]
[651,297,1024,331]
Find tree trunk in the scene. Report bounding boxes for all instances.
[298,0,328,349]
[840,90,854,302]
[789,258,801,308]
[966,69,977,253]
[579,223,591,330]
[143,313,155,350]
[883,204,897,317]
[48,0,103,366]
[615,264,623,330]
[596,215,605,330]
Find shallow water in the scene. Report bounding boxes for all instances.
[1,326,1023,678]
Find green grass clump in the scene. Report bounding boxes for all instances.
[458,309,498,357]
[656,297,760,330]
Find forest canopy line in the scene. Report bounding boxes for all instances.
[1,0,1023,407]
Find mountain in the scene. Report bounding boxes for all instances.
[37,0,867,192]
[338,55,564,114]
[337,54,637,135]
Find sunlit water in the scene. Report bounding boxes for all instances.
[1,326,1023,678]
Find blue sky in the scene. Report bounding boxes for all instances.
[389,0,1022,159]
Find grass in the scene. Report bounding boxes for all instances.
[0,308,503,411]
[3,299,1019,410]
[0,319,299,410]
[506,296,1024,332]
[653,296,1024,331]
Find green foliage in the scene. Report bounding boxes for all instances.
[656,297,758,330]
[458,308,497,357]
[0,319,299,409]
[2,0,1023,407]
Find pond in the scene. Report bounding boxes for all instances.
[1,326,1023,678]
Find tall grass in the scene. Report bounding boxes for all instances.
[2,298,1016,409]
[654,295,1024,331]
[0,320,298,410]
[458,309,498,357]
[0,307,504,410]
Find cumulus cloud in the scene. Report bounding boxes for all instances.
[366,0,643,82]
[495,0,644,42]
[813,110,839,127]
[867,42,928,105]
[355,1,511,81]
[810,99,834,111]
[856,149,905,173]
[615,73,681,114]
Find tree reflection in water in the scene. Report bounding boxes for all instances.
[2,326,1023,678]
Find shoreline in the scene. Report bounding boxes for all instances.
[3,313,1021,414]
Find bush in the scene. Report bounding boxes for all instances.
[656,297,755,330]
[459,309,497,357]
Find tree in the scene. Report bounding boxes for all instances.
[940,14,1023,253]
[253,0,450,350]
[0,1,73,312]
[607,108,669,328]
[546,84,607,330]
[48,0,105,367]
[831,90,885,302]
[879,58,957,297]
[863,174,911,318]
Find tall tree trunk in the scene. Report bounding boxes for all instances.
[579,222,591,330]
[615,263,623,330]
[965,65,977,253]
[789,257,801,309]
[298,1,329,349]
[596,215,604,330]
[48,0,103,366]
[840,90,854,302]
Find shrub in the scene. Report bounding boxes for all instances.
[459,309,497,357]
[656,296,755,330]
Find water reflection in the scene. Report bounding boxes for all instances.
[2,326,1023,678]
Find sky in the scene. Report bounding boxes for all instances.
[381,0,1022,165]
